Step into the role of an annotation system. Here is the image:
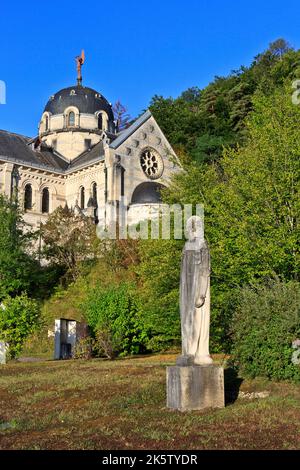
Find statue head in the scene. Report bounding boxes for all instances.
[186,216,204,245]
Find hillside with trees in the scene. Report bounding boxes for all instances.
[149,39,300,163]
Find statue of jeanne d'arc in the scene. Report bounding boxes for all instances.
[177,215,213,366]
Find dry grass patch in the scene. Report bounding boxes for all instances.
[0,354,300,449]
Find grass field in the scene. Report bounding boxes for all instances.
[0,354,300,450]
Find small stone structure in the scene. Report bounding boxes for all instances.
[54,319,88,359]
[167,216,225,410]
[0,341,8,365]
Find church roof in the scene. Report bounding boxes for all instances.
[43,86,114,120]
[0,129,69,172]
[109,110,152,149]
[0,110,160,174]
[0,129,106,173]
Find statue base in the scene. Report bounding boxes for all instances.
[166,364,225,411]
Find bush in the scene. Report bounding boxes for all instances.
[73,337,93,360]
[136,238,182,352]
[231,280,300,382]
[82,282,147,357]
[93,327,117,359]
[0,293,40,359]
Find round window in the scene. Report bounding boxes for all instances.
[140,148,164,180]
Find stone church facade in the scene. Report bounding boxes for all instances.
[0,79,180,231]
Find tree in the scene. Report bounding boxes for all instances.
[180,87,201,103]
[135,237,183,351]
[40,206,99,282]
[191,133,235,164]
[148,38,299,164]
[83,282,146,357]
[231,280,300,382]
[113,100,131,131]
[0,293,40,358]
[163,82,300,350]
[0,194,37,300]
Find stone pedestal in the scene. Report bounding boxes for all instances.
[166,365,225,410]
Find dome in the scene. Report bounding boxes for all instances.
[44,86,114,121]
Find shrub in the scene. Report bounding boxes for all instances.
[73,337,93,360]
[231,280,300,382]
[93,327,116,359]
[136,238,182,352]
[82,282,147,357]
[0,293,40,359]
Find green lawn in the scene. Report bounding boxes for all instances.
[0,354,300,450]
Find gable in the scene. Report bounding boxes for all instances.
[108,110,181,205]
[109,110,180,167]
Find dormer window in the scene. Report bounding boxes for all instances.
[68,111,75,127]
[97,111,108,131]
[70,89,76,96]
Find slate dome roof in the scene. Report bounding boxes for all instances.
[44,86,114,120]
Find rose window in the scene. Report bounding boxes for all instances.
[140,148,163,180]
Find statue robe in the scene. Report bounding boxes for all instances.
[179,239,211,363]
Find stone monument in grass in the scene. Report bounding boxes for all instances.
[167,216,225,410]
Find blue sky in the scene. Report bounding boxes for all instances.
[0,0,300,136]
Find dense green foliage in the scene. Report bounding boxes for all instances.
[0,195,37,300]
[0,293,40,358]
[83,282,147,357]
[135,238,183,351]
[162,83,300,351]
[231,281,300,382]
[0,194,61,302]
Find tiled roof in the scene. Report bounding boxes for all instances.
[0,129,105,173]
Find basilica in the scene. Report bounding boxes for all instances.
[0,59,180,230]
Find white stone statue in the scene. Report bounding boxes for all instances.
[177,216,213,366]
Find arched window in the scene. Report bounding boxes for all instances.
[68,111,75,127]
[98,113,103,130]
[80,187,85,209]
[24,184,32,211]
[45,115,49,131]
[92,182,97,207]
[11,166,19,199]
[42,188,50,213]
[91,182,98,222]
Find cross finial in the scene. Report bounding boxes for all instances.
[75,50,85,86]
